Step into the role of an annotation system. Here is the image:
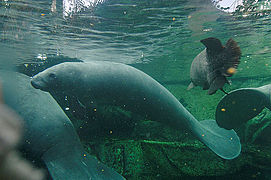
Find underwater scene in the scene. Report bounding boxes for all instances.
[0,0,271,179]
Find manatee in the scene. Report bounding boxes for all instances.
[31,61,241,159]
[0,71,124,180]
[188,37,241,95]
[216,84,271,130]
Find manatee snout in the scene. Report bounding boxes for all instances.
[30,76,48,91]
[30,79,40,89]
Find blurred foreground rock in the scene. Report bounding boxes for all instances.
[0,102,44,180]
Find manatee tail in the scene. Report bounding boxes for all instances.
[42,143,125,180]
[208,76,227,95]
[192,119,241,159]
[216,88,268,130]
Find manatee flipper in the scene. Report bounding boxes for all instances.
[216,88,268,130]
[77,97,100,120]
[194,120,241,159]
[42,142,124,180]
[70,97,98,120]
[208,76,227,95]
[226,79,232,85]
[187,82,195,90]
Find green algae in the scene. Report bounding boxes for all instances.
[84,138,271,179]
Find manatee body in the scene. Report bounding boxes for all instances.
[0,71,124,180]
[188,37,241,95]
[31,61,241,160]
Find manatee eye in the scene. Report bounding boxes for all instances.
[49,73,56,79]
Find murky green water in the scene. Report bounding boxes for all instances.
[1,0,271,179]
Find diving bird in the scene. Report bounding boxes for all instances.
[188,37,241,95]
[31,61,241,160]
[0,71,125,180]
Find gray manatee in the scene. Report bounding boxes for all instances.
[0,71,124,180]
[188,37,241,95]
[31,61,241,159]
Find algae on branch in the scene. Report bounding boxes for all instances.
[84,138,271,178]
